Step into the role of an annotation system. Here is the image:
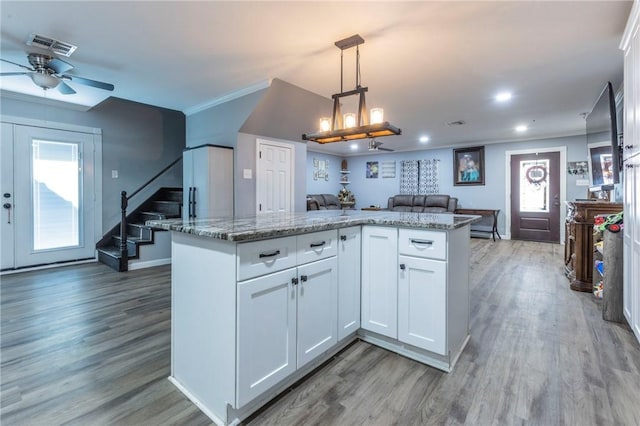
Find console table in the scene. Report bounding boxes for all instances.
[455,208,501,241]
[564,201,623,292]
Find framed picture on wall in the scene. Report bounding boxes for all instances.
[453,146,485,186]
[366,161,379,178]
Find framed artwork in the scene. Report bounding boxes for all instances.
[381,161,396,178]
[366,161,379,178]
[453,146,485,186]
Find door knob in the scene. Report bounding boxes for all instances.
[3,203,10,209]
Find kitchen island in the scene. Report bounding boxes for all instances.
[148,210,479,425]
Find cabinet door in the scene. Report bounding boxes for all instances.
[237,268,297,407]
[361,226,398,338]
[632,157,640,341]
[338,226,361,340]
[297,257,338,368]
[623,162,635,324]
[398,255,447,355]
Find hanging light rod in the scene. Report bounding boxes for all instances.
[302,34,401,144]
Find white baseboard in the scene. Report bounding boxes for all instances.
[128,258,171,270]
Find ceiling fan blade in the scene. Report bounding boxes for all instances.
[48,57,74,74]
[57,80,76,95]
[0,72,28,76]
[62,74,114,91]
[0,58,33,71]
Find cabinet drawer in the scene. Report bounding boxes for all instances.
[398,229,447,260]
[296,230,337,265]
[237,236,297,281]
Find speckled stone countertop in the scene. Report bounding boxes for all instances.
[147,210,481,242]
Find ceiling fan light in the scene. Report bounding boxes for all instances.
[30,71,59,89]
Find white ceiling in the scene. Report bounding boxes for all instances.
[0,1,633,156]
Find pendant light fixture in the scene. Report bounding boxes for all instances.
[302,34,401,144]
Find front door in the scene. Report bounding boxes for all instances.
[510,151,561,242]
[1,123,99,269]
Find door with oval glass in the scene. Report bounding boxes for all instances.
[510,151,561,242]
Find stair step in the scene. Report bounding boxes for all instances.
[161,189,184,202]
[126,223,153,240]
[139,211,180,222]
[151,200,182,216]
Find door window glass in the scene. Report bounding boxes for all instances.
[32,139,81,250]
[519,159,549,213]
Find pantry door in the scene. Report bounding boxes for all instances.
[256,139,294,214]
[2,123,100,269]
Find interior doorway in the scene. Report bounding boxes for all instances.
[1,120,102,270]
[256,139,294,215]
[505,147,566,243]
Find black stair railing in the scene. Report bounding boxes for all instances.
[119,155,182,271]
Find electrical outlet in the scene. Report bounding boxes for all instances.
[112,170,118,179]
[576,179,589,186]
[243,169,252,179]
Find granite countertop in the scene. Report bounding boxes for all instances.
[146,210,482,242]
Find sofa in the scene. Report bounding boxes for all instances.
[387,194,458,213]
[307,194,342,210]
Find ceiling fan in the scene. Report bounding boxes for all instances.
[0,53,114,95]
[368,139,394,152]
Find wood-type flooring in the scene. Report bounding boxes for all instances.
[1,239,639,425]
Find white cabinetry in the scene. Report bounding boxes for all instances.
[621,0,640,344]
[361,225,470,371]
[338,227,361,340]
[183,144,234,219]
[236,230,338,407]
[398,256,447,355]
[237,268,297,407]
[296,257,338,368]
[361,226,398,338]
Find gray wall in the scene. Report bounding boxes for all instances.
[189,78,331,217]
[1,95,185,234]
[235,133,307,217]
[331,134,589,235]
[186,88,266,148]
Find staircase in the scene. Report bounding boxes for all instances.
[97,187,183,271]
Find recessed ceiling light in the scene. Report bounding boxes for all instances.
[350,143,358,150]
[419,136,430,143]
[495,92,512,102]
[515,125,528,132]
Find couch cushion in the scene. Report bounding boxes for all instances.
[308,194,327,209]
[425,195,450,209]
[322,194,341,209]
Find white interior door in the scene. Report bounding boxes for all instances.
[256,139,293,214]
[3,124,99,269]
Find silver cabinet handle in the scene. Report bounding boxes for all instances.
[410,239,433,246]
[310,241,326,248]
[400,264,406,270]
[259,250,281,258]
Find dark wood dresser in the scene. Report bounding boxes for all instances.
[564,201,623,292]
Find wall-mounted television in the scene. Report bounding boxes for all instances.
[586,81,620,191]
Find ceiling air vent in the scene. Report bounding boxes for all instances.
[446,120,466,127]
[26,33,77,57]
